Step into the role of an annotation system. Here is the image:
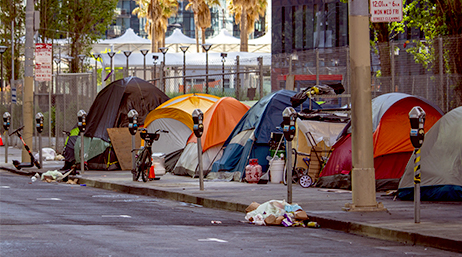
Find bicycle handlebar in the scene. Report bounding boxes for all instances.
[9,126,25,137]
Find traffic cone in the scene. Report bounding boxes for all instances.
[149,165,156,179]
[0,135,3,146]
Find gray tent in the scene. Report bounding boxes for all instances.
[398,106,462,201]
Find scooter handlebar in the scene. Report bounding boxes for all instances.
[9,126,25,137]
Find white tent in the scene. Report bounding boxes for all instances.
[206,29,241,52]
[165,28,196,44]
[92,28,151,53]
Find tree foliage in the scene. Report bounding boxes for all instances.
[186,0,220,53]
[0,0,25,83]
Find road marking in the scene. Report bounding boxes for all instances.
[36,198,61,201]
[198,238,228,243]
[1,186,11,189]
[101,215,132,218]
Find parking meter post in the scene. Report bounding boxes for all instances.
[282,107,297,204]
[77,110,87,174]
[35,112,44,168]
[3,112,11,163]
[192,109,204,190]
[128,109,139,171]
[409,106,426,223]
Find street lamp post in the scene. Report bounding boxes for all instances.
[221,53,227,94]
[159,47,168,92]
[140,49,149,80]
[123,51,132,78]
[152,55,158,87]
[202,44,212,94]
[92,53,101,73]
[180,46,189,94]
[78,54,86,73]
[0,46,7,106]
[107,52,116,82]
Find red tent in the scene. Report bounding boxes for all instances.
[317,93,444,190]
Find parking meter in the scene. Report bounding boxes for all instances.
[77,110,87,133]
[3,112,11,163]
[192,109,204,138]
[3,112,11,131]
[282,107,297,142]
[409,106,426,148]
[408,106,426,224]
[128,109,139,135]
[282,107,297,204]
[192,108,204,190]
[77,110,87,174]
[35,112,44,133]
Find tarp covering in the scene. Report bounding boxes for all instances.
[143,94,220,168]
[209,90,322,180]
[398,106,462,201]
[173,97,250,176]
[317,93,444,190]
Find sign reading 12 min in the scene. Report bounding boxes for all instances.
[370,0,402,22]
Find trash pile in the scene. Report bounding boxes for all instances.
[244,200,320,227]
[32,170,77,184]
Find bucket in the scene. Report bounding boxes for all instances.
[270,160,285,183]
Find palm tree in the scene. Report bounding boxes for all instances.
[186,0,220,52]
[228,0,267,52]
[133,0,178,52]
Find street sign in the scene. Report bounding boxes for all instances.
[12,88,16,103]
[370,0,403,23]
[35,43,53,82]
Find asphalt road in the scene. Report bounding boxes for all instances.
[0,171,457,257]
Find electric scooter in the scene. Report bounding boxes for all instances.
[9,126,41,170]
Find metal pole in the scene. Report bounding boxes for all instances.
[222,58,225,94]
[258,56,263,99]
[183,52,186,94]
[154,62,157,87]
[4,132,7,163]
[80,131,84,174]
[414,148,421,223]
[205,51,209,94]
[286,140,293,203]
[143,55,146,80]
[39,133,42,168]
[160,61,164,92]
[131,134,136,170]
[236,56,240,100]
[316,48,319,85]
[1,51,4,106]
[23,0,35,162]
[345,0,384,211]
[391,42,395,93]
[197,138,204,190]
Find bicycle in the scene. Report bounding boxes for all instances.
[131,128,168,182]
[9,126,41,170]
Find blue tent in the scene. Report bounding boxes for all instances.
[208,90,321,181]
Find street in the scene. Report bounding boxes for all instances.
[0,170,457,257]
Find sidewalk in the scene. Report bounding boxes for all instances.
[1,145,461,253]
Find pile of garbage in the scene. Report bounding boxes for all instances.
[244,200,320,227]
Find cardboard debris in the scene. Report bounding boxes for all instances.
[245,202,260,213]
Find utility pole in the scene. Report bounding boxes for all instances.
[23,0,35,162]
[344,0,386,212]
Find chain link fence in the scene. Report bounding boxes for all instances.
[3,34,462,155]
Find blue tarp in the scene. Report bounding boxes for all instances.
[211,90,321,177]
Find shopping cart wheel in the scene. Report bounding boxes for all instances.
[299,175,313,188]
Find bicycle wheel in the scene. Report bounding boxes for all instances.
[135,150,148,182]
[141,155,151,183]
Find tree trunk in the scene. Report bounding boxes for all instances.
[201,27,206,52]
[240,6,248,52]
[151,24,156,53]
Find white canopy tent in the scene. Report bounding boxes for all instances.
[91,28,271,55]
[91,28,151,54]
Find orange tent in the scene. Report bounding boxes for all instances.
[318,93,444,190]
[173,97,250,177]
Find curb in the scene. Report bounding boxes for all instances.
[3,168,461,253]
[76,176,462,253]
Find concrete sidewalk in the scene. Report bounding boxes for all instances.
[1,145,461,253]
